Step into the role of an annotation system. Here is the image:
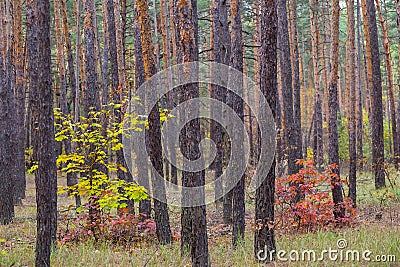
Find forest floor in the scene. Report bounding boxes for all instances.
[1,171,400,267]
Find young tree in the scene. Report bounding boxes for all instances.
[361,0,386,188]
[174,0,209,264]
[27,0,58,264]
[0,0,15,225]
[255,0,277,261]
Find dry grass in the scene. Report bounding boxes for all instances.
[1,174,400,266]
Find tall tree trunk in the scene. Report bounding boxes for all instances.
[136,0,172,244]
[0,0,15,225]
[277,0,298,177]
[397,0,400,164]
[74,0,82,120]
[174,0,209,264]
[210,0,224,207]
[83,0,101,113]
[361,0,386,188]
[346,0,357,205]
[55,0,80,206]
[167,0,179,185]
[132,0,151,217]
[230,0,245,247]
[160,0,171,181]
[107,0,134,212]
[289,0,303,164]
[63,0,81,207]
[27,0,58,264]
[356,0,364,169]
[309,0,324,167]
[219,0,233,225]
[12,0,26,203]
[396,0,400,165]
[328,0,344,218]
[375,0,398,166]
[255,0,277,262]
[101,0,109,107]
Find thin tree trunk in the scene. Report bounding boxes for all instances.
[74,0,82,119]
[55,0,80,206]
[346,0,357,205]
[230,0,245,247]
[219,0,233,225]
[309,0,324,167]
[289,0,303,163]
[160,0,170,181]
[101,0,109,106]
[356,0,364,169]
[11,0,26,203]
[108,0,134,212]
[397,0,400,164]
[375,0,398,166]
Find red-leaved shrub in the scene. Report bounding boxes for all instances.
[274,159,357,232]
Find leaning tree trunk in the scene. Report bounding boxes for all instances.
[255,0,277,262]
[361,0,386,188]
